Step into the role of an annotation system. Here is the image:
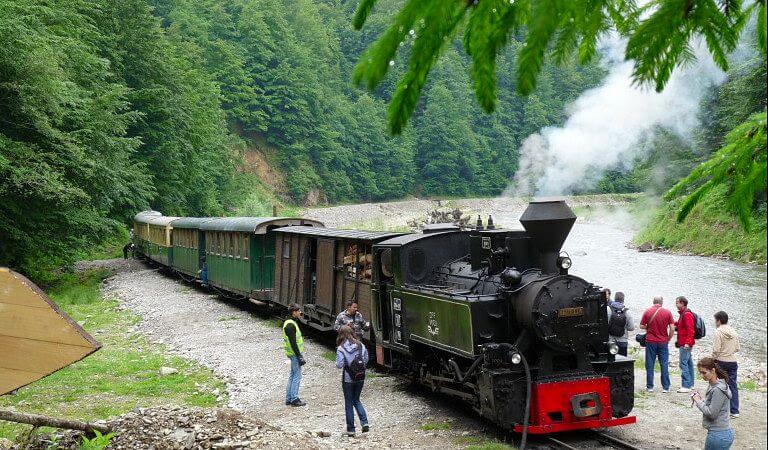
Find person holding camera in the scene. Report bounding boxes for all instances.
[334,300,370,340]
[283,304,307,407]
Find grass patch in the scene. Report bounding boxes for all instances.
[634,187,766,264]
[420,421,452,431]
[0,269,226,441]
[739,380,758,391]
[454,435,485,446]
[217,315,241,322]
[322,350,337,362]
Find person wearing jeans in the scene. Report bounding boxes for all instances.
[675,296,696,392]
[645,342,671,391]
[336,325,369,436]
[712,311,740,417]
[283,304,306,407]
[639,296,675,392]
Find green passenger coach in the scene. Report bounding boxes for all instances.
[199,217,323,298]
[170,218,212,278]
[145,215,181,266]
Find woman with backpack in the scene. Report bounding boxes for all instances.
[692,357,734,449]
[335,325,369,436]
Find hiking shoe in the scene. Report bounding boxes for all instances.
[362,425,370,433]
[677,387,691,393]
[346,431,355,437]
[730,414,739,419]
[285,401,291,406]
[646,388,654,393]
[662,389,669,394]
[290,399,307,407]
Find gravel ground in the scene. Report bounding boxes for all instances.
[93,257,766,450]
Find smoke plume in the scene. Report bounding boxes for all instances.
[508,36,728,196]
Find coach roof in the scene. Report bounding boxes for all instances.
[146,216,181,227]
[133,210,162,222]
[170,217,214,229]
[200,217,323,234]
[275,226,404,241]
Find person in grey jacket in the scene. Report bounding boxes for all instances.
[335,325,369,436]
[693,357,734,450]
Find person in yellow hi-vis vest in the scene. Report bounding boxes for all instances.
[283,304,307,407]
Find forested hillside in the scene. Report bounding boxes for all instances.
[0,0,606,278]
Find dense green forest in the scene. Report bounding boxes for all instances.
[0,0,607,278]
[1,0,765,277]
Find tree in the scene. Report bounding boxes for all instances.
[353,0,765,133]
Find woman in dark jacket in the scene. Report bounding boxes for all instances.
[692,357,734,450]
[335,325,369,436]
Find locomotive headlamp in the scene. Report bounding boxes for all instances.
[557,256,572,270]
[510,352,522,365]
[608,342,619,355]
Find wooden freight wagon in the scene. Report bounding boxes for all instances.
[199,217,322,298]
[170,217,212,278]
[273,227,405,336]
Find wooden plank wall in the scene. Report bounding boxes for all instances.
[0,268,101,394]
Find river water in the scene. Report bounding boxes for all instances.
[489,202,768,368]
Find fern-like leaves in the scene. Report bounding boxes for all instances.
[666,111,767,230]
[464,0,526,112]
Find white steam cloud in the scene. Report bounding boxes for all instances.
[509,35,728,196]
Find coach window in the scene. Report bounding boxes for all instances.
[243,235,249,260]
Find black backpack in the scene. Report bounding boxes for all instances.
[691,311,706,339]
[608,305,628,337]
[344,344,366,381]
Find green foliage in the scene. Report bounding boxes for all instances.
[0,0,240,280]
[78,431,115,450]
[354,0,766,132]
[635,186,767,262]
[666,111,766,229]
[420,421,452,431]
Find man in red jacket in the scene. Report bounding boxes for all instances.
[675,296,696,393]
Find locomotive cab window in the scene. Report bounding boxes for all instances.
[380,248,394,279]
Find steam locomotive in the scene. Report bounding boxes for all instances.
[132,199,635,436]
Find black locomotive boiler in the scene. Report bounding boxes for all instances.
[132,199,636,437]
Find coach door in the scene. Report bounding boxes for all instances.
[315,239,335,312]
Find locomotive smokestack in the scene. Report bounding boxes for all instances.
[519,199,576,274]
[476,215,484,231]
[486,215,495,230]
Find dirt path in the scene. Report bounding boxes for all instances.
[95,258,766,449]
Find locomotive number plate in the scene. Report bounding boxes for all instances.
[558,307,584,317]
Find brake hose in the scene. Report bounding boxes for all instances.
[520,353,531,450]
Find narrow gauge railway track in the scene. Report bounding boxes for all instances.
[543,430,644,450]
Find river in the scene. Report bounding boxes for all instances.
[304,196,768,369]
